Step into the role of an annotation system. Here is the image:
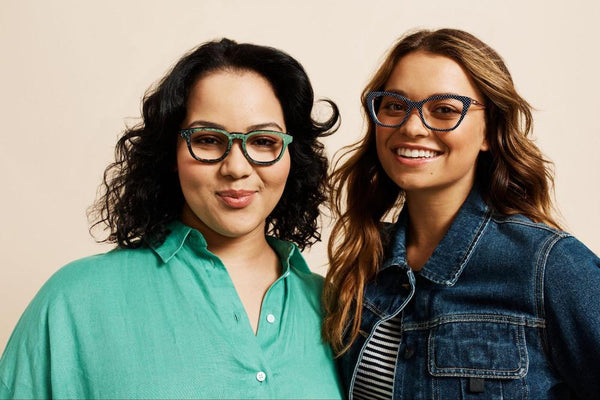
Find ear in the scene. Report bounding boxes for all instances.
[480,138,489,151]
[480,127,489,152]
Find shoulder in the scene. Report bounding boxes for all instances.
[287,245,326,290]
[482,212,600,302]
[491,213,597,263]
[34,246,159,307]
[537,233,600,309]
[496,216,600,315]
[485,213,570,256]
[268,236,322,276]
[287,254,326,314]
[2,246,161,347]
[490,213,566,238]
[53,246,155,279]
[543,234,600,286]
[268,237,326,296]
[0,246,160,397]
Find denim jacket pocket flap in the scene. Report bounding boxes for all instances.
[428,320,528,379]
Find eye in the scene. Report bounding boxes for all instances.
[432,105,460,114]
[193,135,217,144]
[388,103,407,111]
[247,134,281,148]
[427,98,464,119]
[380,99,408,113]
[250,137,277,147]
[190,130,227,146]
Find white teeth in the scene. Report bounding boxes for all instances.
[396,147,439,158]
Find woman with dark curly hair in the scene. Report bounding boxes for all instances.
[323,29,600,399]
[0,39,342,399]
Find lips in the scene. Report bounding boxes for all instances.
[216,190,256,209]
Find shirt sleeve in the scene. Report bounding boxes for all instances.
[0,288,53,399]
[0,378,12,399]
[543,235,600,400]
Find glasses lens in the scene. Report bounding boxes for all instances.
[245,131,285,163]
[374,94,410,127]
[188,129,229,161]
[422,97,466,130]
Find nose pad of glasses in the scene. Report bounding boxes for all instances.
[220,141,253,174]
[401,108,429,132]
[231,141,251,161]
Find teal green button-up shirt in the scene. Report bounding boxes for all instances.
[0,222,342,399]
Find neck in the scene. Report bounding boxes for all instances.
[205,228,273,268]
[180,205,275,269]
[404,183,473,270]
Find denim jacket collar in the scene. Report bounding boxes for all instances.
[382,186,492,286]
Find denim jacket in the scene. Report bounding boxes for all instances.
[339,188,600,400]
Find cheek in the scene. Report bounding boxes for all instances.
[445,120,487,154]
[374,129,390,159]
[276,157,291,187]
[175,140,189,169]
[176,145,192,186]
[176,144,209,194]
[267,154,291,192]
[470,119,488,151]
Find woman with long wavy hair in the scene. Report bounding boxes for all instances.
[324,28,600,399]
[0,39,343,399]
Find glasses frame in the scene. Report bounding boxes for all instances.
[366,91,486,132]
[179,127,293,166]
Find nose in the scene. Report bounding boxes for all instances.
[219,141,253,178]
[399,108,430,138]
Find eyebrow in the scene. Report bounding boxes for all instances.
[187,120,226,130]
[382,89,464,99]
[186,120,285,132]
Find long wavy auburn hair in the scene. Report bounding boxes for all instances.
[323,28,562,355]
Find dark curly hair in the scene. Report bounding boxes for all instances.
[89,38,339,250]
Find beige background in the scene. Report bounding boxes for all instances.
[1,0,599,353]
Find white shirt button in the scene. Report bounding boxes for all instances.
[256,371,266,382]
[266,314,276,323]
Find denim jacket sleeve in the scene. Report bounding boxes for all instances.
[543,235,600,400]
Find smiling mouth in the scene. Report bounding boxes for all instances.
[395,147,441,159]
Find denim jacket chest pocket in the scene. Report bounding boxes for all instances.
[428,319,528,400]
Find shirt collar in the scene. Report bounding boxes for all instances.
[382,186,492,286]
[149,220,206,263]
[149,220,310,275]
[267,236,312,275]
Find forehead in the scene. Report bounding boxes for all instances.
[184,69,285,131]
[189,69,275,104]
[384,51,481,99]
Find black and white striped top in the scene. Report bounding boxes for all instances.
[352,314,402,400]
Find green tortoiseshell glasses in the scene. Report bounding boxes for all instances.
[180,128,293,166]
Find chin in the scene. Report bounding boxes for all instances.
[392,178,428,191]
[215,222,265,238]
